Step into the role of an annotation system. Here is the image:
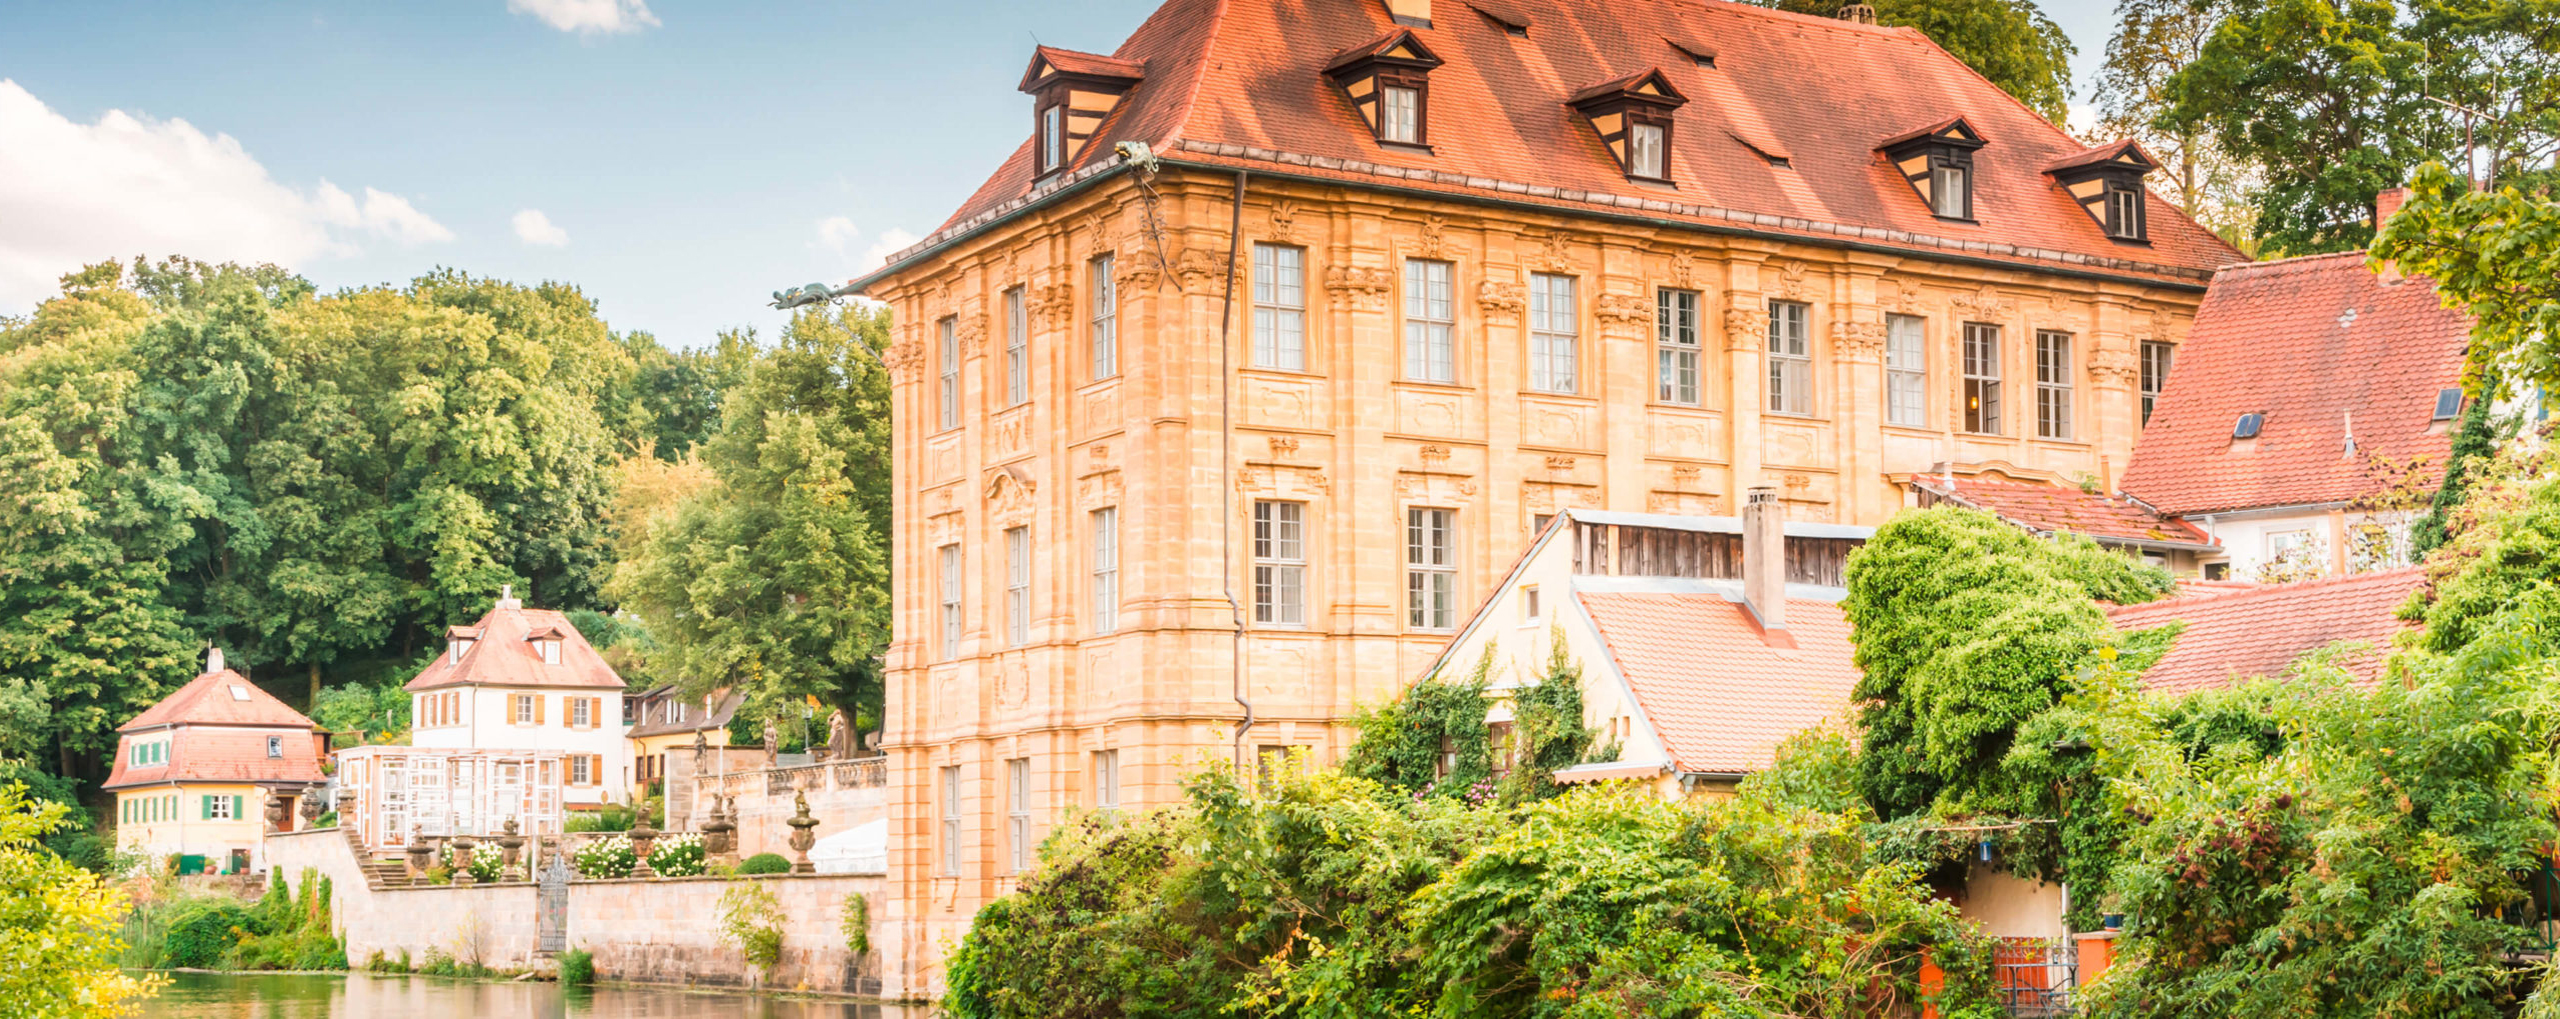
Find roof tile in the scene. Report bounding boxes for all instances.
[404,603,626,692]
[1578,591,1859,774]
[2105,566,2423,696]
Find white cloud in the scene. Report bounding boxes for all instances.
[0,79,451,312]
[858,229,919,274]
[807,218,917,276]
[507,0,659,34]
[815,215,861,255]
[512,208,570,247]
[2065,101,2101,139]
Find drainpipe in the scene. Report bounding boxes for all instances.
[1221,169,1255,774]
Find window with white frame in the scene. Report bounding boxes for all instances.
[1963,322,2003,434]
[1886,314,1927,427]
[1657,288,1699,405]
[2140,340,2174,425]
[1089,507,1118,635]
[1403,260,1455,383]
[1766,299,1811,415]
[515,695,537,725]
[570,755,592,785]
[1252,244,1306,370]
[1381,85,1420,144]
[1931,159,1971,219]
[940,765,962,876]
[1041,105,1063,172]
[571,698,592,728]
[1629,122,1666,179]
[1005,526,1031,647]
[1006,757,1031,874]
[2035,330,2074,440]
[206,795,234,820]
[539,639,561,665]
[267,735,283,759]
[939,543,963,659]
[1528,273,1578,394]
[938,317,960,431]
[1092,749,1120,814]
[1004,287,1029,406]
[1252,500,1306,625]
[1090,254,1117,380]
[1521,584,1541,625]
[1406,507,1456,630]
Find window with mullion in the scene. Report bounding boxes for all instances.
[1006,757,1031,874]
[939,766,962,876]
[1252,244,1306,371]
[1963,322,2003,434]
[1003,287,1029,407]
[1090,255,1117,380]
[1766,299,1811,415]
[1930,157,1971,219]
[1528,273,1578,394]
[1252,501,1306,625]
[1004,526,1031,647]
[2140,340,2174,424]
[1403,259,1455,383]
[938,317,959,431]
[1657,288,1700,405]
[2035,330,2074,440]
[1885,314,1926,427]
[1089,507,1118,634]
[1380,81,1422,145]
[1405,507,1456,631]
[938,544,962,658]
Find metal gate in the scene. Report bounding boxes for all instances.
[537,852,571,955]
[1992,937,2076,1017]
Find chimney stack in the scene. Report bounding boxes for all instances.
[1742,485,1787,633]
[1383,0,1430,27]
[497,583,523,611]
[2374,187,2409,229]
[1837,3,1879,24]
[206,646,225,675]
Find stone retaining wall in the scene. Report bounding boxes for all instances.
[262,827,895,996]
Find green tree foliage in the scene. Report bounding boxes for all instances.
[1495,636,1597,802]
[0,784,161,1015]
[1843,507,2169,818]
[2376,163,2560,400]
[1745,0,2074,122]
[610,303,893,737]
[2095,0,2260,247]
[1341,651,1496,798]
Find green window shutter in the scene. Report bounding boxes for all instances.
[232,795,242,820]
[198,795,208,820]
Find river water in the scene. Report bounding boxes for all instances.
[137,971,921,1018]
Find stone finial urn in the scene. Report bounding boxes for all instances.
[497,818,528,882]
[450,832,478,885]
[701,793,735,858]
[299,783,327,826]
[628,804,660,879]
[786,791,819,874]
[405,827,434,885]
[265,791,292,834]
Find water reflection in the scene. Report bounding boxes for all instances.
[139,971,916,1018]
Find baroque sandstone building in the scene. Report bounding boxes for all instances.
[846,0,2240,993]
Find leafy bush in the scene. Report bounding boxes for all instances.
[223,869,346,971]
[564,803,634,833]
[572,835,636,879]
[313,811,337,829]
[4,783,161,1015]
[716,883,785,973]
[439,843,500,883]
[735,852,791,875]
[558,947,594,986]
[161,901,257,968]
[647,833,705,877]
[841,893,869,956]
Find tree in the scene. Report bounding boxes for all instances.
[1746,0,2076,122]
[2094,0,2262,248]
[0,784,161,1017]
[608,303,892,736]
[2375,162,2560,400]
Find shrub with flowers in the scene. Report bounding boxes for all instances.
[572,834,635,879]
[648,833,706,877]
[439,843,500,883]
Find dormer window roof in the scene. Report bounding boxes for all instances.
[1018,46,1144,180]
[2045,139,2159,243]
[1568,68,1688,183]
[1325,30,1443,149]
[1879,116,1986,221]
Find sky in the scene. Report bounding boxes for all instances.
[0,0,2120,348]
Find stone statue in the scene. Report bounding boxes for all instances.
[691,729,710,770]
[763,718,779,766]
[498,818,527,883]
[450,832,478,886]
[701,792,735,858]
[405,827,434,885]
[819,710,848,764]
[786,791,820,875]
[628,799,660,879]
[264,791,291,834]
[298,783,326,826]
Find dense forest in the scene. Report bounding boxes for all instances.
[0,257,890,809]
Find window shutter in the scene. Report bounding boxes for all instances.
[536,695,546,725]
[232,795,242,820]
[199,795,209,820]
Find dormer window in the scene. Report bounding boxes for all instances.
[1325,30,1443,150]
[1568,69,1688,184]
[1017,46,1145,181]
[447,625,479,664]
[450,639,472,663]
[1880,117,1986,222]
[540,640,561,665]
[2047,140,2159,243]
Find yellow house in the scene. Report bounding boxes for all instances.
[625,685,741,794]
[843,0,2242,995]
[105,650,327,874]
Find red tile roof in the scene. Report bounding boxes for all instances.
[2119,253,2472,515]
[1914,475,2212,548]
[2104,567,2424,696]
[404,601,626,692]
[882,0,2240,288]
[1022,44,1146,86]
[120,669,317,731]
[1578,590,1860,774]
[105,668,325,790]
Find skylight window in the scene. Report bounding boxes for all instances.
[228,685,251,701]
[2232,412,2265,440]
[2432,387,2463,421]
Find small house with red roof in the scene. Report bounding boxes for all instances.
[1426,488,1872,798]
[404,587,631,809]
[104,648,327,874]
[2105,566,2426,695]
[1910,470,2220,574]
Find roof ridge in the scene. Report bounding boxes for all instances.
[1667,0,1907,38]
[2113,565,2424,613]
[1164,0,1238,155]
[2214,249,2374,275]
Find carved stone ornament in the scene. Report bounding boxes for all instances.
[498,818,527,883]
[1776,260,1811,300]
[1596,292,1652,333]
[881,340,926,384]
[1544,454,1578,472]
[1267,435,1301,459]
[450,832,478,885]
[1115,254,1164,297]
[1524,232,1581,274]
[1723,302,1769,351]
[2090,347,2141,386]
[787,792,821,875]
[1671,463,1703,486]
[1951,284,2015,319]
[1669,250,1698,290]
[955,313,988,358]
[1476,279,1524,322]
[299,783,326,825]
[987,468,1037,527]
[1419,443,1453,466]
[1085,204,1119,252]
[265,791,291,834]
[1878,277,1921,313]
[1418,215,1448,259]
[1325,264,1392,311]
[1832,320,1887,362]
[1268,199,1301,244]
[1175,248,1235,291]
[1027,282,1075,332]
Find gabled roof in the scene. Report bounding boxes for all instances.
[1566,67,1687,108]
[2120,252,2471,515]
[404,600,626,693]
[1577,582,1860,775]
[1874,115,1982,152]
[1323,28,1443,74]
[628,688,747,739]
[868,0,2241,290]
[1913,474,2213,549]
[2044,139,2157,175]
[2105,567,2424,696]
[120,668,317,732]
[1019,45,1145,92]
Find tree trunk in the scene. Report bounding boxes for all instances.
[310,661,323,708]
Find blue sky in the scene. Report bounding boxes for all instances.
[0,0,2117,347]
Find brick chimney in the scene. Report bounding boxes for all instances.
[1384,0,1430,27]
[1742,485,1786,633]
[2374,187,2409,228]
[206,646,225,675]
